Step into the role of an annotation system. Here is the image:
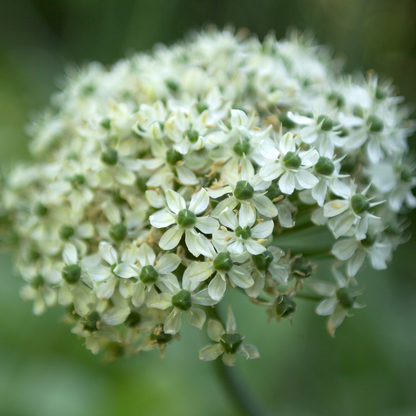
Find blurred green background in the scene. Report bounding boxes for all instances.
[1,1,416,415]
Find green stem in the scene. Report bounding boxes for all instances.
[295,293,326,302]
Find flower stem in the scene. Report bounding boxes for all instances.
[213,358,271,416]
[208,306,272,416]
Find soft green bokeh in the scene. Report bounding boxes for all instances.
[0,1,415,415]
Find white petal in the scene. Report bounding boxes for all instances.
[186,307,206,330]
[176,165,199,185]
[145,190,165,208]
[316,298,337,316]
[251,220,274,238]
[98,241,118,265]
[208,273,226,301]
[239,344,260,360]
[327,306,347,337]
[324,200,349,217]
[195,216,219,234]
[185,229,202,257]
[184,261,214,283]
[63,243,78,265]
[333,212,355,238]
[199,344,224,361]
[164,309,182,335]
[259,163,284,181]
[155,253,181,274]
[226,305,237,333]
[113,263,137,278]
[189,188,209,214]
[207,319,225,342]
[296,169,319,190]
[137,243,156,267]
[102,307,130,325]
[239,202,256,227]
[228,265,254,289]
[149,209,176,228]
[244,240,266,255]
[279,171,296,195]
[251,195,278,218]
[102,201,121,225]
[347,250,366,277]
[166,189,186,214]
[159,226,184,250]
[96,279,117,300]
[332,238,359,260]
[114,166,135,185]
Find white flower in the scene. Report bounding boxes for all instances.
[149,188,219,256]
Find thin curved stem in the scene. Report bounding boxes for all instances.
[213,358,271,416]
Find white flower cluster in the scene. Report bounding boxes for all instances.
[1,28,415,364]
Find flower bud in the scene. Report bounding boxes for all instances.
[213,253,233,272]
[234,180,254,200]
[353,106,364,118]
[166,80,179,92]
[109,224,127,242]
[59,225,75,240]
[361,233,376,247]
[336,288,356,309]
[220,333,244,354]
[62,264,82,284]
[351,194,370,214]
[101,148,118,166]
[177,209,197,228]
[187,130,199,143]
[317,115,333,131]
[400,166,412,183]
[166,149,183,165]
[136,177,148,193]
[252,250,274,272]
[140,265,158,283]
[172,289,192,311]
[375,87,386,100]
[315,157,335,176]
[100,118,112,130]
[327,92,345,107]
[292,257,314,278]
[31,274,44,288]
[276,295,297,317]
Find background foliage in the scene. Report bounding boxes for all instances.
[0,1,415,415]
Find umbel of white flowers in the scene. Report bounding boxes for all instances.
[1,28,415,364]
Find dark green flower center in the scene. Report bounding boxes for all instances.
[351,194,370,214]
[31,274,45,289]
[252,250,274,272]
[196,102,208,114]
[136,177,148,193]
[315,157,335,176]
[166,149,183,165]
[278,112,296,129]
[233,141,251,157]
[213,252,233,272]
[400,166,412,183]
[265,183,282,200]
[336,288,356,309]
[361,233,376,247]
[283,151,301,169]
[177,209,197,228]
[318,115,333,131]
[235,226,252,240]
[367,115,384,132]
[353,106,364,118]
[172,289,192,311]
[59,225,75,240]
[62,264,81,284]
[109,224,127,242]
[166,80,179,92]
[234,180,254,200]
[220,333,244,354]
[375,87,386,100]
[140,265,158,284]
[292,257,313,278]
[82,311,101,332]
[101,148,118,166]
[100,118,112,130]
[327,92,345,107]
[125,311,141,327]
[187,130,199,143]
[70,174,85,187]
[276,295,297,317]
[150,324,173,344]
[34,202,48,217]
